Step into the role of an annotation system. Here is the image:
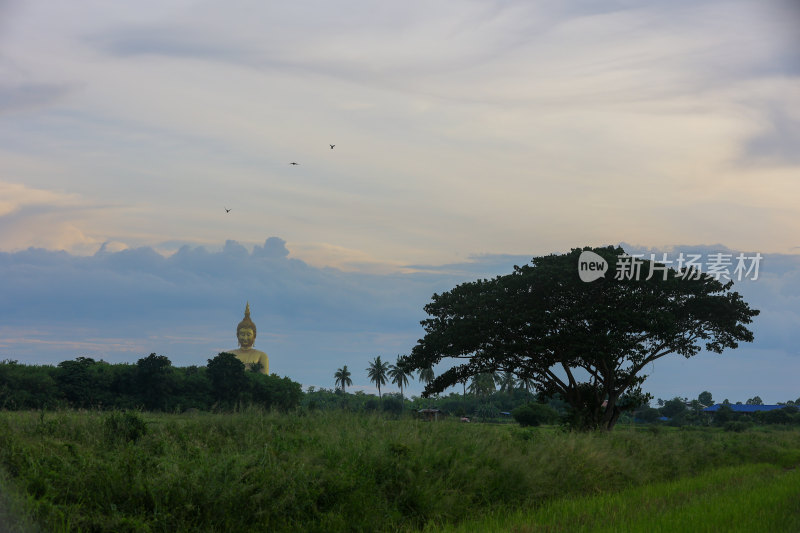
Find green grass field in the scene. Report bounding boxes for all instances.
[432,463,800,532]
[0,409,798,532]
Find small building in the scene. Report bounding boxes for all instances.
[418,408,443,421]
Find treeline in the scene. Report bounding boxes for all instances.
[0,353,301,411]
[710,404,800,430]
[303,386,567,422]
[303,387,800,429]
[3,356,799,430]
[632,392,800,428]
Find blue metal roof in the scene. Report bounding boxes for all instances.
[703,404,784,413]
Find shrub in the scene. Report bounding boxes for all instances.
[104,411,148,444]
[512,403,559,427]
[365,398,379,411]
[636,407,662,423]
[477,403,500,420]
[381,395,403,416]
[713,404,735,425]
[723,421,750,433]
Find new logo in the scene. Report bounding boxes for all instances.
[578,251,608,282]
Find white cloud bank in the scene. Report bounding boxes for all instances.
[0,0,798,269]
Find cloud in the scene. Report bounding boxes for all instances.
[743,104,800,166]
[0,182,81,217]
[0,83,71,114]
[2,0,796,265]
[0,236,512,387]
[404,253,535,277]
[0,182,109,253]
[253,237,290,259]
[621,242,800,355]
[94,27,242,61]
[0,237,461,330]
[84,0,759,102]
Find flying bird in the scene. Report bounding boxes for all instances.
[225,207,231,213]
[289,162,299,165]
[330,144,335,149]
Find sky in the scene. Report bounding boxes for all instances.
[1,0,799,404]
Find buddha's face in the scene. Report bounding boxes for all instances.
[237,327,255,349]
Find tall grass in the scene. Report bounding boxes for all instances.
[0,409,798,532]
[434,463,800,532]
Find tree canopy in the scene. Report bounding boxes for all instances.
[698,391,713,406]
[0,355,301,412]
[401,246,759,430]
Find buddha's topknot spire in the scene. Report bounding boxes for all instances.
[237,301,256,336]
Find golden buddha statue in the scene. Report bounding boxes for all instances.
[228,302,269,374]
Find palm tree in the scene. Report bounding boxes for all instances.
[518,375,535,398]
[366,356,389,399]
[468,372,497,397]
[458,376,469,397]
[388,356,412,405]
[417,366,435,387]
[334,365,353,393]
[498,371,517,394]
[416,365,436,408]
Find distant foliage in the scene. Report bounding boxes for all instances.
[710,405,800,428]
[512,403,559,427]
[207,353,249,405]
[0,360,58,409]
[0,355,301,412]
[659,397,689,419]
[246,373,303,411]
[381,394,404,416]
[698,391,713,406]
[136,353,173,410]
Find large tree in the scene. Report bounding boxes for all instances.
[402,246,759,430]
[135,353,174,410]
[55,357,97,408]
[698,391,713,407]
[207,352,248,404]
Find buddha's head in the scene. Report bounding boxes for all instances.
[236,302,257,349]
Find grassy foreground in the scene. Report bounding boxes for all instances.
[0,409,799,532]
[432,463,800,532]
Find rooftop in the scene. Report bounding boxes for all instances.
[703,404,785,413]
